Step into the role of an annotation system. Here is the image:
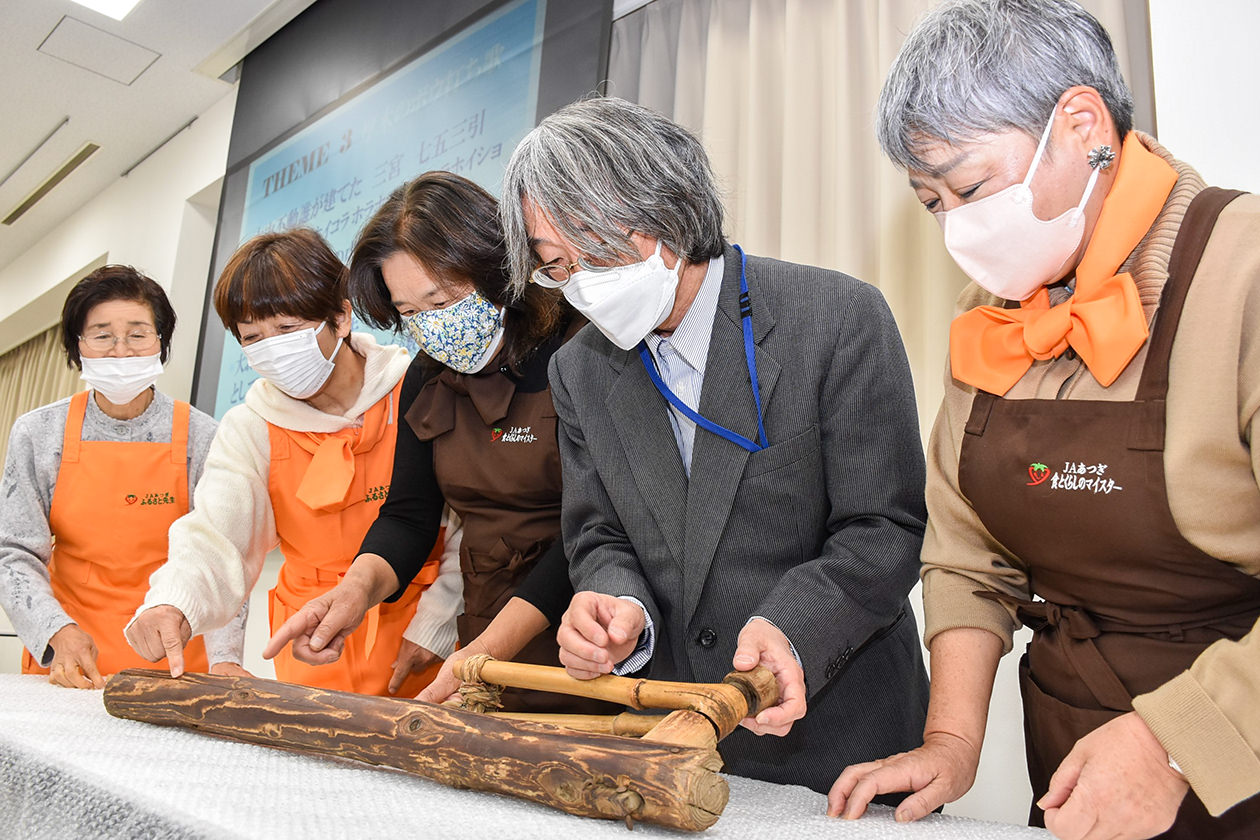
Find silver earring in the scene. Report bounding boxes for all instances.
[1088,145,1116,170]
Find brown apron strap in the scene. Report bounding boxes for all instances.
[963,390,997,436]
[1127,187,1245,451]
[976,591,1134,711]
[1135,187,1247,403]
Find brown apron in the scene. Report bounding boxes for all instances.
[408,334,612,713]
[958,187,1260,837]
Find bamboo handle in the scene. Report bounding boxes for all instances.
[456,657,779,741]
[483,711,667,737]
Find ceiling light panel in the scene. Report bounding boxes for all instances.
[68,0,143,22]
[38,16,160,85]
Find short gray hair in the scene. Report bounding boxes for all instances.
[500,97,726,295]
[876,0,1134,171]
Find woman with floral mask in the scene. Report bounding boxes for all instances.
[829,2,1260,839]
[126,229,453,697]
[265,172,604,712]
[0,265,245,688]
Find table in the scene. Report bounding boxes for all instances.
[0,675,1048,839]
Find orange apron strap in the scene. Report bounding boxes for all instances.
[170,400,191,512]
[61,391,89,464]
[170,401,189,465]
[364,603,381,660]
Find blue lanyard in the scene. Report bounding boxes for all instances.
[637,244,768,453]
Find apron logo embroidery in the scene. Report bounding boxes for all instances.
[1028,461,1124,495]
[364,483,390,503]
[497,425,538,444]
[124,494,138,504]
[490,427,504,442]
[139,492,176,506]
[1026,462,1050,486]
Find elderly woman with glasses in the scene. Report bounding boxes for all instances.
[828,2,1260,838]
[0,265,244,688]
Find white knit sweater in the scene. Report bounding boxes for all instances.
[131,333,462,657]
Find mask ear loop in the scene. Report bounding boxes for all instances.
[1068,166,1104,224]
[1021,107,1060,188]
[1025,107,1107,225]
[313,321,343,366]
[654,238,686,278]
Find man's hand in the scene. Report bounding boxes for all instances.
[556,591,645,679]
[732,618,806,735]
[47,624,105,689]
[827,730,981,821]
[263,578,371,665]
[125,605,192,677]
[389,638,438,695]
[1039,712,1188,840]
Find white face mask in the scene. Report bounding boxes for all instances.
[562,240,680,351]
[935,108,1104,301]
[80,353,164,406]
[242,322,343,400]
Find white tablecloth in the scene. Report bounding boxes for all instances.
[0,675,1048,839]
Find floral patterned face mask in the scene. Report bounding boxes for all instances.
[403,289,505,373]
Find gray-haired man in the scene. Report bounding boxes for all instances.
[501,96,930,794]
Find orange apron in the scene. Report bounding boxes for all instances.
[266,380,443,696]
[22,391,208,676]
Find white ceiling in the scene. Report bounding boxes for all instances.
[0,0,317,274]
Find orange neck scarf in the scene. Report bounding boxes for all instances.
[949,133,1178,395]
[286,387,397,512]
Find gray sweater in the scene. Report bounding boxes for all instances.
[0,389,246,666]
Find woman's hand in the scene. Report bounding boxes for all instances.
[417,645,477,704]
[264,553,399,665]
[827,730,981,821]
[263,581,367,665]
[418,597,551,704]
[827,626,1001,822]
[389,639,438,695]
[125,605,193,677]
[209,661,254,679]
[47,624,105,689]
[1039,712,1187,840]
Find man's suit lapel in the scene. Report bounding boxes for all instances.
[606,349,687,569]
[682,245,780,622]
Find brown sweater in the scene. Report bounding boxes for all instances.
[921,133,1260,816]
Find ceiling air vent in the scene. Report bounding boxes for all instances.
[2,142,100,227]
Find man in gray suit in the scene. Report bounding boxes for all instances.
[500,97,929,795]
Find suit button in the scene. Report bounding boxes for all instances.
[825,646,854,680]
[697,628,717,648]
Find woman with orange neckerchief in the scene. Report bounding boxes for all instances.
[126,229,454,696]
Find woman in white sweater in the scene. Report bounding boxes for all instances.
[126,229,460,696]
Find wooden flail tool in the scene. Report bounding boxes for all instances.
[103,660,777,831]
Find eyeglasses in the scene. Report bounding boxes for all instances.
[79,328,160,353]
[530,257,614,288]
